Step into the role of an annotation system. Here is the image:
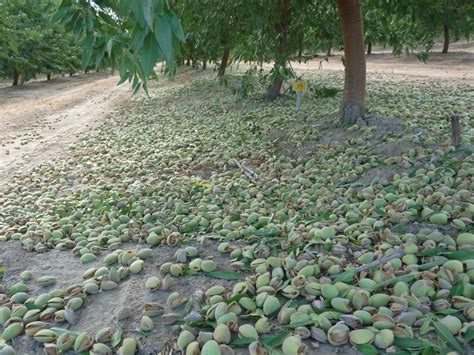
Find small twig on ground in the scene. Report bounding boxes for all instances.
[234,158,258,184]
[356,250,405,273]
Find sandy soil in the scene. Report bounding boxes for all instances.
[0,72,131,184]
[291,41,474,83]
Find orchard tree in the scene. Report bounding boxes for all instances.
[175,0,251,76]
[61,0,452,126]
[337,0,366,125]
[0,0,82,85]
[416,0,474,54]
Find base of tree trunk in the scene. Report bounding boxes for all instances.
[267,77,284,101]
[340,100,365,126]
[367,42,372,55]
[442,25,449,54]
[217,48,230,77]
[47,74,51,81]
[12,67,19,86]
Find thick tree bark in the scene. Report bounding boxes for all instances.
[217,47,230,77]
[367,41,372,55]
[336,0,366,125]
[47,73,51,81]
[12,66,19,86]
[442,25,449,54]
[267,0,291,101]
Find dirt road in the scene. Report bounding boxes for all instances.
[292,42,474,83]
[0,73,130,184]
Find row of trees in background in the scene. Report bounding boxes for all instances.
[1,0,472,123]
[0,0,83,85]
[55,0,473,125]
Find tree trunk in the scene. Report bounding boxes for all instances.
[267,0,291,101]
[202,60,207,70]
[12,66,19,86]
[217,47,230,77]
[186,59,191,66]
[47,73,51,81]
[327,45,332,56]
[336,0,366,125]
[367,41,372,55]
[450,115,460,147]
[442,24,449,54]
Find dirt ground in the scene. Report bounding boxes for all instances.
[0,72,131,184]
[291,41,474,83]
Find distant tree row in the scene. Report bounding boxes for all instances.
[0,0,83,85]
[52,0,474,125]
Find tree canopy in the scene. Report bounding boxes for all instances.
[0,0,82,85]
[51,0,474,122]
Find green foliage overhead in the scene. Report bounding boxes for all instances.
[56,0,185,93]
[54,0,474,95]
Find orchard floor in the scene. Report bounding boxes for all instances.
[0,45,473,355]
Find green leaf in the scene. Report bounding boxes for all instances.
[205,271,240,280]
[184,269,197,276]
[356,343,379,355]
[417,247,442,257]
[436,308,460,316]
[375,272,420,290]
[332,268,357,283]
[261,329,291,347]
[421,346,436,355]
[433,321,465,355]
[106,38,113,58]
[169,11,185,42]
[463,325,474,343]
[111,327,123,348]
[131,0,145,27]
[141,33,159,77]
[81,35,95,69]
[449,280,465,297]
[415,259,446,271]
[154,15,172,63]
[394,337,432,349]
[443,250,474,261]
[143,0,154,29]
[229,337,254,347]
